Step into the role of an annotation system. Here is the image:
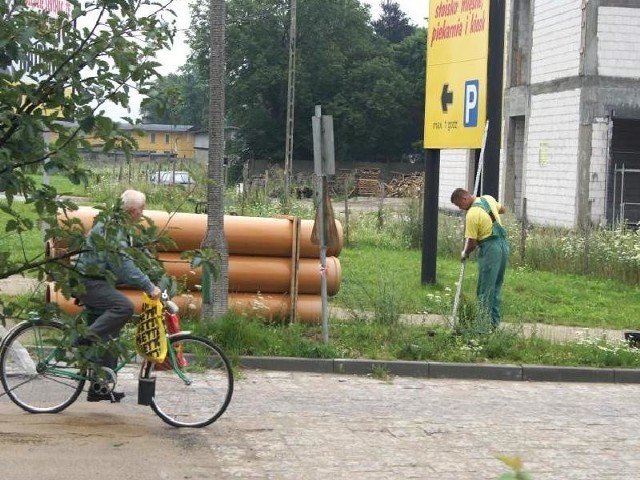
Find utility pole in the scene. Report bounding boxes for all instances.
[284,0,297,198]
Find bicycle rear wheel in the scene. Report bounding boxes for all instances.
[145,333,233,428]
[0,320,85,413]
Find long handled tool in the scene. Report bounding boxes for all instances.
[449,251,467,330]
[449,121,489,330]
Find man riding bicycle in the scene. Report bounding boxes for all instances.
[74,189,161,402]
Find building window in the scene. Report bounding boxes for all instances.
[165,134,170,144]
[150,133,156,144]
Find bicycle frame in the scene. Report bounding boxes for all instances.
[1,295,234,427]
[3,295,188,391]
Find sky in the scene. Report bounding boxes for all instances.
[104,0,429,121]
[366,0,428,28]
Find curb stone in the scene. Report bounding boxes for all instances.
[240,355,640,384]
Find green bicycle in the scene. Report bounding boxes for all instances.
[0,293,234,428]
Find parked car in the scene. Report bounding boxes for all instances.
[149,171,195,186]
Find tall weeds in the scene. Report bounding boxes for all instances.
[506,221,640,284]
[437,212,639,285]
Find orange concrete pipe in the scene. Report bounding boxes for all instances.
[47,284,322,324]
[160,253,341,295]
[45,240,74,261]
[56,207,343,258]
[227,292,321,323]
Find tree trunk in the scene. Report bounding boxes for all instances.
[201,0,229,320]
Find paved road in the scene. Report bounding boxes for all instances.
[2,368,640,479]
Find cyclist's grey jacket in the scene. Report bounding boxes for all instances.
[75,221,155,295]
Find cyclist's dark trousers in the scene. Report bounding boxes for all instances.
[75,278,134,370]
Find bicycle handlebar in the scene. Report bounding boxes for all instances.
[160,291,179,315]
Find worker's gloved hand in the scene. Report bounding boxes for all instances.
[460,250,468,262]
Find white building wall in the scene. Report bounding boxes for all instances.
[598,7,640,78]
[530,0,582,84]
[438,150,469,209]
[524,89,581,226]
[589,118,611,226]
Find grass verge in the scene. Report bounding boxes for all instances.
[333,245,640,330]
[189,312,640,369]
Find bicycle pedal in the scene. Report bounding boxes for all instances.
[110,391,125,403]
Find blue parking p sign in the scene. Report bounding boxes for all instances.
[464,80,479,127]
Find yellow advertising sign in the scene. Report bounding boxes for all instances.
[25,0,72,16]
[10,0,72,82]
[424,0,490,149]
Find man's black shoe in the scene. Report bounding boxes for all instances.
[72,335,95,347]
[87,389,125,403]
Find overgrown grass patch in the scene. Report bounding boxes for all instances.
[0,201,46,267]
[502,265,638,328]
[26,173,87,196]
[190,312,340,361]
[333,244,640,330]
[512,222,640,284]
[188,313,640,369]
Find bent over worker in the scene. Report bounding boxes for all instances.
[450,188,509,330]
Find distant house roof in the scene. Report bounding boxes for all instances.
[117,123,196,133]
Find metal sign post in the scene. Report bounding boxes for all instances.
[312,105,335,343]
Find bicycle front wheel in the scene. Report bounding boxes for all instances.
[0,320,85,413]
[145,334,234,428]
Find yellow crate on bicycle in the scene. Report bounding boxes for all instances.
[136,293,168,363]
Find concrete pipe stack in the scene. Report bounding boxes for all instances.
[48,207,343,323]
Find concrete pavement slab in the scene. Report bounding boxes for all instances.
[3,369,639,479]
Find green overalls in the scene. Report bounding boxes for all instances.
[474,197,509,328]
